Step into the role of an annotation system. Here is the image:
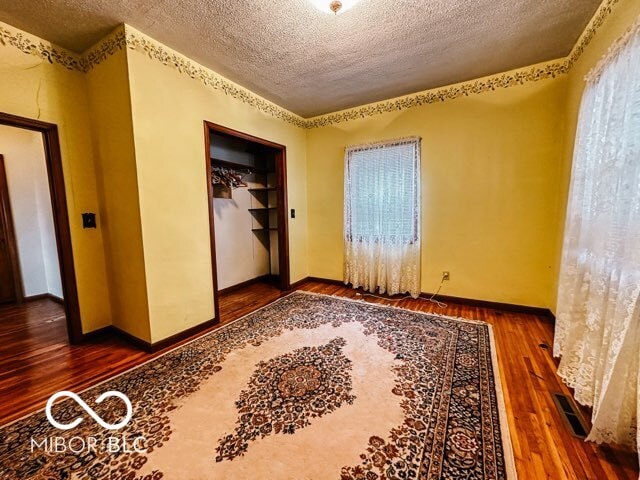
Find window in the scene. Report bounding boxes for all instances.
[345,138,420,244]
[343,137,421,297]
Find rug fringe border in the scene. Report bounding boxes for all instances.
[300,289,519,479]
[1,289,520,480]
[297,289,490,325]
[487,322,519,479]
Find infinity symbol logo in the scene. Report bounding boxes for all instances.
[45,391,133,431]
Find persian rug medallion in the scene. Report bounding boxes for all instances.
[216,337,356,462]
[0,292,515,479]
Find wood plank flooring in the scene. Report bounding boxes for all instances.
[0,283,637,479]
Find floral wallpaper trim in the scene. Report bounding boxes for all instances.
[0,22,82,71]
[304,0,621,128]
[565,0,620,70]
[123,26,307,129]
[79,25,127,73]
[0,0,623,128]
[304,61,568,129]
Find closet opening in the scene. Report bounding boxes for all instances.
[204,122,290,320]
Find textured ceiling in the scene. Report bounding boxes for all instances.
[0,0,602,117]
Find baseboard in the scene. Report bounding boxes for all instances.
[84,318,220,353]
[300,277,554,319]
[306,277,344,287]
[24,293,64,304]
[81,325,152,351]
[418,292,554,318]
[289,276,312,290]
[218,274,275,296]
[81,325,113,341]
[149,318,219,353]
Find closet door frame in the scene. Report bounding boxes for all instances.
[203,121,291,322]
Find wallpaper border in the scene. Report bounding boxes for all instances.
[0,0,622,129]
[304,61,568,129]
[122,26,307,129]
[305,0,620,128]
[0,22,82,71]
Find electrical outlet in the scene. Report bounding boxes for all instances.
[442,271,450,281]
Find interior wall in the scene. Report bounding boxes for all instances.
[214,173,271,290]
[0,0,632,338]
[0,124,62,298]
[0,22,112,333]
[551,0,640,311]
[85,39,151,342]
[307,73,568,310]
[125,25,309,343]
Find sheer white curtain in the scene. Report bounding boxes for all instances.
[344,137,421,297]
[554,18,640,451]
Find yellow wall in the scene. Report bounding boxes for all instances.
[551,0,640,309]
[0,23,112,333]
[124,27,309,342]
[0,0,636,338]
[307,73,568,309]
[85,38,151,341]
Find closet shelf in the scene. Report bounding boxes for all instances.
[248,207,277,212]
[210,157,267,174]
[248,187,277,192]
[252,227,278,232]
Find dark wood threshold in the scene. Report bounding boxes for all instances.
[303,276,555,319]
[218,274,276,296]
[24,293,64,304]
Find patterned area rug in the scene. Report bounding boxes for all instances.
[0,292,516,479]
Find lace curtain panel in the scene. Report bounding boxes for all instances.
[554,18,640,451]
[344,137,421,297]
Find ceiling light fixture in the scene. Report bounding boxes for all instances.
[330,1,343,14]
[309,0,362,15]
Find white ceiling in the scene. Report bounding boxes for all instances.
[0,0,602,117]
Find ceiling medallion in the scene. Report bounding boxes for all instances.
[330,1,343,14]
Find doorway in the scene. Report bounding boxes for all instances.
[204,122,290,321]
[0,112,82,344]
[0,154,22,304]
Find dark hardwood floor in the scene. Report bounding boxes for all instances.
[0,283,637,479]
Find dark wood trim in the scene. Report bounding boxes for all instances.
[275,148,290,290]
[24,293,64,304]
[288,276,311,290]
[218,274,275,296]
[307,276,344,287]
[204,121,291,323]
[418,292,554,318]
[85,317,220,353]
[81,325,151,351]
[206,123,286,150]
[148,318,218,353]
[305,276,554,319]
[80,324,114,342]
[203,123,221,324]
[0,154,23,303]
[0,112,82,343]
[107,326,152,352]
